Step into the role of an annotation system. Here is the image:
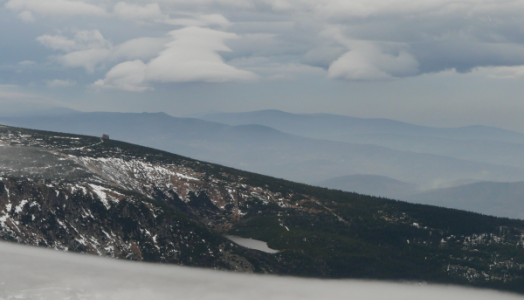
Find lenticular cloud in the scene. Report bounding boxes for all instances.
[93,60,148,92]
[95,26,257,90]
[145,26,258,83]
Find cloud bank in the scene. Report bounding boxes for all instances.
[6,0,107,17]
[6,0,524,91]
[1,242,523,300]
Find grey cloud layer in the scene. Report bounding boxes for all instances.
[5,0,524,90]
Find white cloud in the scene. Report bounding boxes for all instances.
[17,10,35,22]
[37,30,112,72]
[17,60,36,66]
[111,37,169,61]
[319,27,419,80]
[73,29,111,49]
[144,27,257,83]
[113,2,163,20]
[35,23,257,81]
[5,0,106,17]
[15,0,524,84]
[94,26,258,91]
[37,30,110,52]
[206,0,524,80]
[246,0,524,21]
[37,35,79,52]
[37,31,170,73]
[328,43,420,80]
[47,79,77,88]
[57,48,111,73]
[93,60,149,92]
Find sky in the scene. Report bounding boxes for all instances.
[1,0,524,130]
[2,241,524,299]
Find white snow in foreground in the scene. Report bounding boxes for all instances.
[0,242,523,300]
[225,235,280,254]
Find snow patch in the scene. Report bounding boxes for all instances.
[14,200,28,214]
[88,184,121,210]
[225,236,279,254]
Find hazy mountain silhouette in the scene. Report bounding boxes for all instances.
[201,110,524,144]
[326,133,524,170]
[318,174,420,199]
[3,112,524,189]
[0,100,78,118]
[405,181,524,219]
[202,110,524,169]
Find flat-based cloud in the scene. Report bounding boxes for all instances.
[93,60,148,91]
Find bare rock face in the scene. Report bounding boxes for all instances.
[1,125,524,295]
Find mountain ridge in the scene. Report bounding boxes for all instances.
[201,110,524,143]
[318,174,420,199]
[1,124,524,294]
[2,112,524,189]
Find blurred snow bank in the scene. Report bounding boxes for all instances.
[0,242,522,300]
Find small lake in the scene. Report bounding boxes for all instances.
[225,236,280,254]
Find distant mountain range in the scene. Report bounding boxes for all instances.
[202,110,524,170]
[2,111,524,189]
[318,174,420,199]
[318,174,524,219]
[2,109,524,219]
[0,100,77,118]
[404,181,524,220]
[201,110,524,144]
